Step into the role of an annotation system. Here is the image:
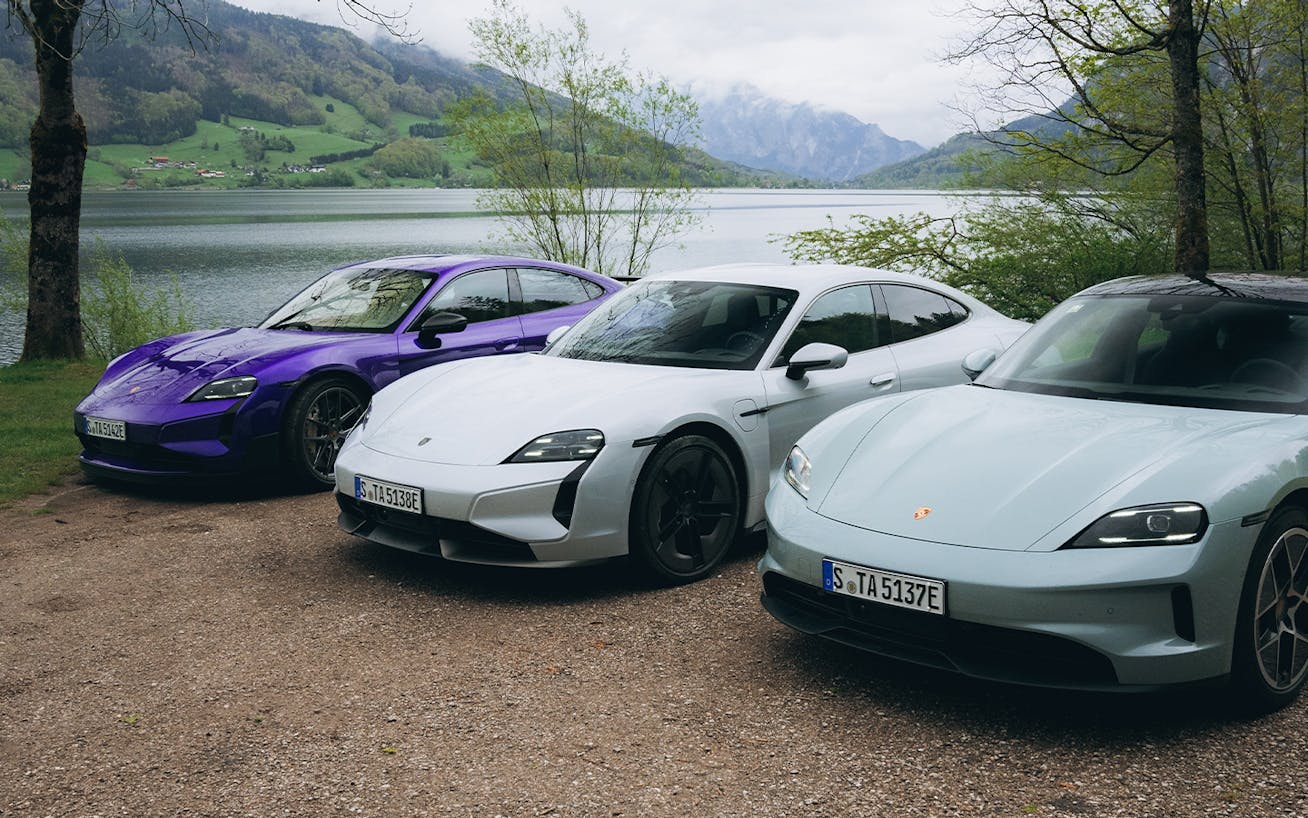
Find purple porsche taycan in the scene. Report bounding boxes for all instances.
[74,255,620,488]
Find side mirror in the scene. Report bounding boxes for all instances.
[417,311,468,349]
[961,348,998,381]
[545,324,571,348]
[785,342,849,381]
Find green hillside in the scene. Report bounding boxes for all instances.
[852,111,1079,189]
[0,1,772,191]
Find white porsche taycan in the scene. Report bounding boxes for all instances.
[333,263,1027,583]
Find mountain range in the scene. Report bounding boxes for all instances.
[697,85,926,182]
[0,1,945,187]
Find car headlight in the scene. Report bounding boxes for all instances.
[1065,502,1208,548]
[186,376,257,402]
[784,445,811,498]
[506,429,604,463]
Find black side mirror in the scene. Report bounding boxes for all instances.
[417,311,468,348]
[784,342,849,381]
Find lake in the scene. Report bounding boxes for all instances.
[0,188,963,364]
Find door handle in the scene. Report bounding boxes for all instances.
[494,338,519,351]
[869,372,896,387]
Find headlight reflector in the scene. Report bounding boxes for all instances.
[1067,502,1208,548]
[784,445,811,498]
[186,375,257,402]
[507,429,604,463]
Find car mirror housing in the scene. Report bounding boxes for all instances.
[417,311,469,348]
[785,342,849,381]
[961,348,998,381]
[545,324,572,348]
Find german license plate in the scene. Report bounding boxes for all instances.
[84,415,127,441]
[354,475,423,513]
[822,558,946,615]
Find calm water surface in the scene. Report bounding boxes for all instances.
[0,188,963,364]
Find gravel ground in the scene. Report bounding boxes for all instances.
[1,478,1306,818]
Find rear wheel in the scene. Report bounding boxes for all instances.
[628,434,742,585]
[282,377,367,490]
[1231,506,1308,713]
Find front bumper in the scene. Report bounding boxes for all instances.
[758,483,1256,689]
[333,438,643,567]
[73,398,281,482]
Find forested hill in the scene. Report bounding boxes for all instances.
[0,1,783,188]
[0,2,498,147]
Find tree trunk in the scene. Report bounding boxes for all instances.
[1168,0,1211,277]
[20,0,87,361]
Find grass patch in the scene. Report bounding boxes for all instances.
[0,360,104,505]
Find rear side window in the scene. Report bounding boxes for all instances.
[517,268,600,314]
[880,284,968,343]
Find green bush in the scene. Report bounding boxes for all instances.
[81,242,195,360]
[782,192,1172,321]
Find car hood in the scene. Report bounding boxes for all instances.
[362,353,744,465]
[91,327,371,405]
[814,385,1290,551]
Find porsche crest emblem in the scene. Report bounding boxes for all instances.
[913,507,932,520]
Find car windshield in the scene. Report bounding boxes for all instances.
[260,267,433,333]
[978,293,1308,413]
[549,279,797,370]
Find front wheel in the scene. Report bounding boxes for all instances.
[282,377,368,490]
[1230,506,1308,713]
[628,434,742,585]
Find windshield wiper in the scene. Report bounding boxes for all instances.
[270,318,315,331]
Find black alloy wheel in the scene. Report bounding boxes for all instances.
[629,434,742,585]
[1232,506,1308,713]
[283,377,367,489]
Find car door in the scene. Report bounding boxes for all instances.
[512,267,610,350]
[760,284,900,464]
[877,283,985,392]
[394,268,524,378]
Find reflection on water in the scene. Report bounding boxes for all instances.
[0,188,961,364]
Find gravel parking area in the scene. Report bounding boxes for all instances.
[1,479,1305,817]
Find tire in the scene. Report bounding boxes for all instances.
[1230,505,1308,714]
[282,377,368,490]
[628,434,742,585]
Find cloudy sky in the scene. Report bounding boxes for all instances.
[229,0,997,148]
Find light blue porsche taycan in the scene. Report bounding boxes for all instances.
[760,274,1308,711]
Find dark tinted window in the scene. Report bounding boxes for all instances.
[420,269,510,325]
[517,268,597,314]
[777,285,878,364]
[979,294,1308,412]
[881,284,967,343]
[550,280,797,370]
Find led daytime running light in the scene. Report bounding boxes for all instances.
[508,429,604,463]
[1068,502,1207,548]
[187,375,257,402]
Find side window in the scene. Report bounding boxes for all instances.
[516,268,597,315]
[776,285,878,365]
[418,269,510,326]
[880,284,967,344]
